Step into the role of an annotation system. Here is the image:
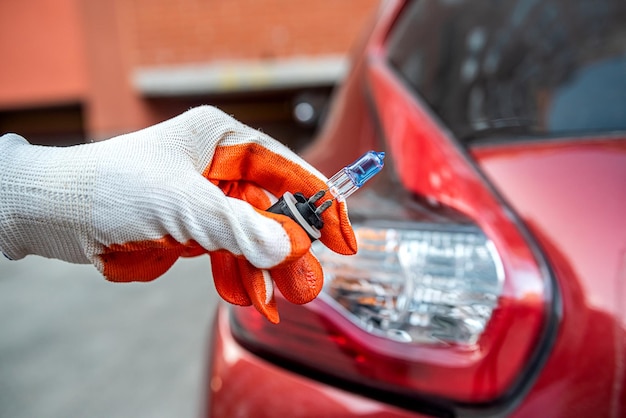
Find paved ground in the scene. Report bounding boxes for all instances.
[0,255,218,418]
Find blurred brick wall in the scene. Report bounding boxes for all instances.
[0,0,380,140]
[0,0,87,108]
[122,0,380,66]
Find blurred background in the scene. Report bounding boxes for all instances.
[0,0,379,149]
[0,0,379,417]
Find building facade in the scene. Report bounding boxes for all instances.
[0,0,379,147]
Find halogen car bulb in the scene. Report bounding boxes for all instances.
[267,151,385,240]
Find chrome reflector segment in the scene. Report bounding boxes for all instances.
[314,224,504,346]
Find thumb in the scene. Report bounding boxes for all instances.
[182,176,312,269]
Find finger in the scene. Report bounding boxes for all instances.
[220,180,340,250]
[317,199,356,256]
[180,240,206,257]
[220,180,314,266]
[205,144,357,255]
[238,259,280,324]
[216,180,274,207]
[210,251,252,306]
[184,176,311,269]
[98,238,183,282]
[211,179,312,266]
[271,251,324,305]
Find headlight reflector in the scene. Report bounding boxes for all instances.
[315,223,504,346]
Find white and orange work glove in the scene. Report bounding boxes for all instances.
[0,106,356,322]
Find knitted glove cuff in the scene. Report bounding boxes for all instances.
[0,134,95,263]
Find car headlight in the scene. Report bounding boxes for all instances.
[316,223,504,346]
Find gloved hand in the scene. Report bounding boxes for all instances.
[0,106,356,322]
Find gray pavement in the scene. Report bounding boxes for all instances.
[0,255,219,418]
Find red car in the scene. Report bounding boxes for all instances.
[206,0,626,416]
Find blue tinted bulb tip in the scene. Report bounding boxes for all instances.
[327,150,385,201]
[346,151,385,187]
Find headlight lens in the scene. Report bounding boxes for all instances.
[315,223,504,346]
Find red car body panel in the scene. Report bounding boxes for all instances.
[207,304,426,418]
[473,140,626,417]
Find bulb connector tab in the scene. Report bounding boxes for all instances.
[267,190,329,240]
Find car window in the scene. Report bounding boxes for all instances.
[387,0,626,143]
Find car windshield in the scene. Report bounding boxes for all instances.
[387,0,626,143]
